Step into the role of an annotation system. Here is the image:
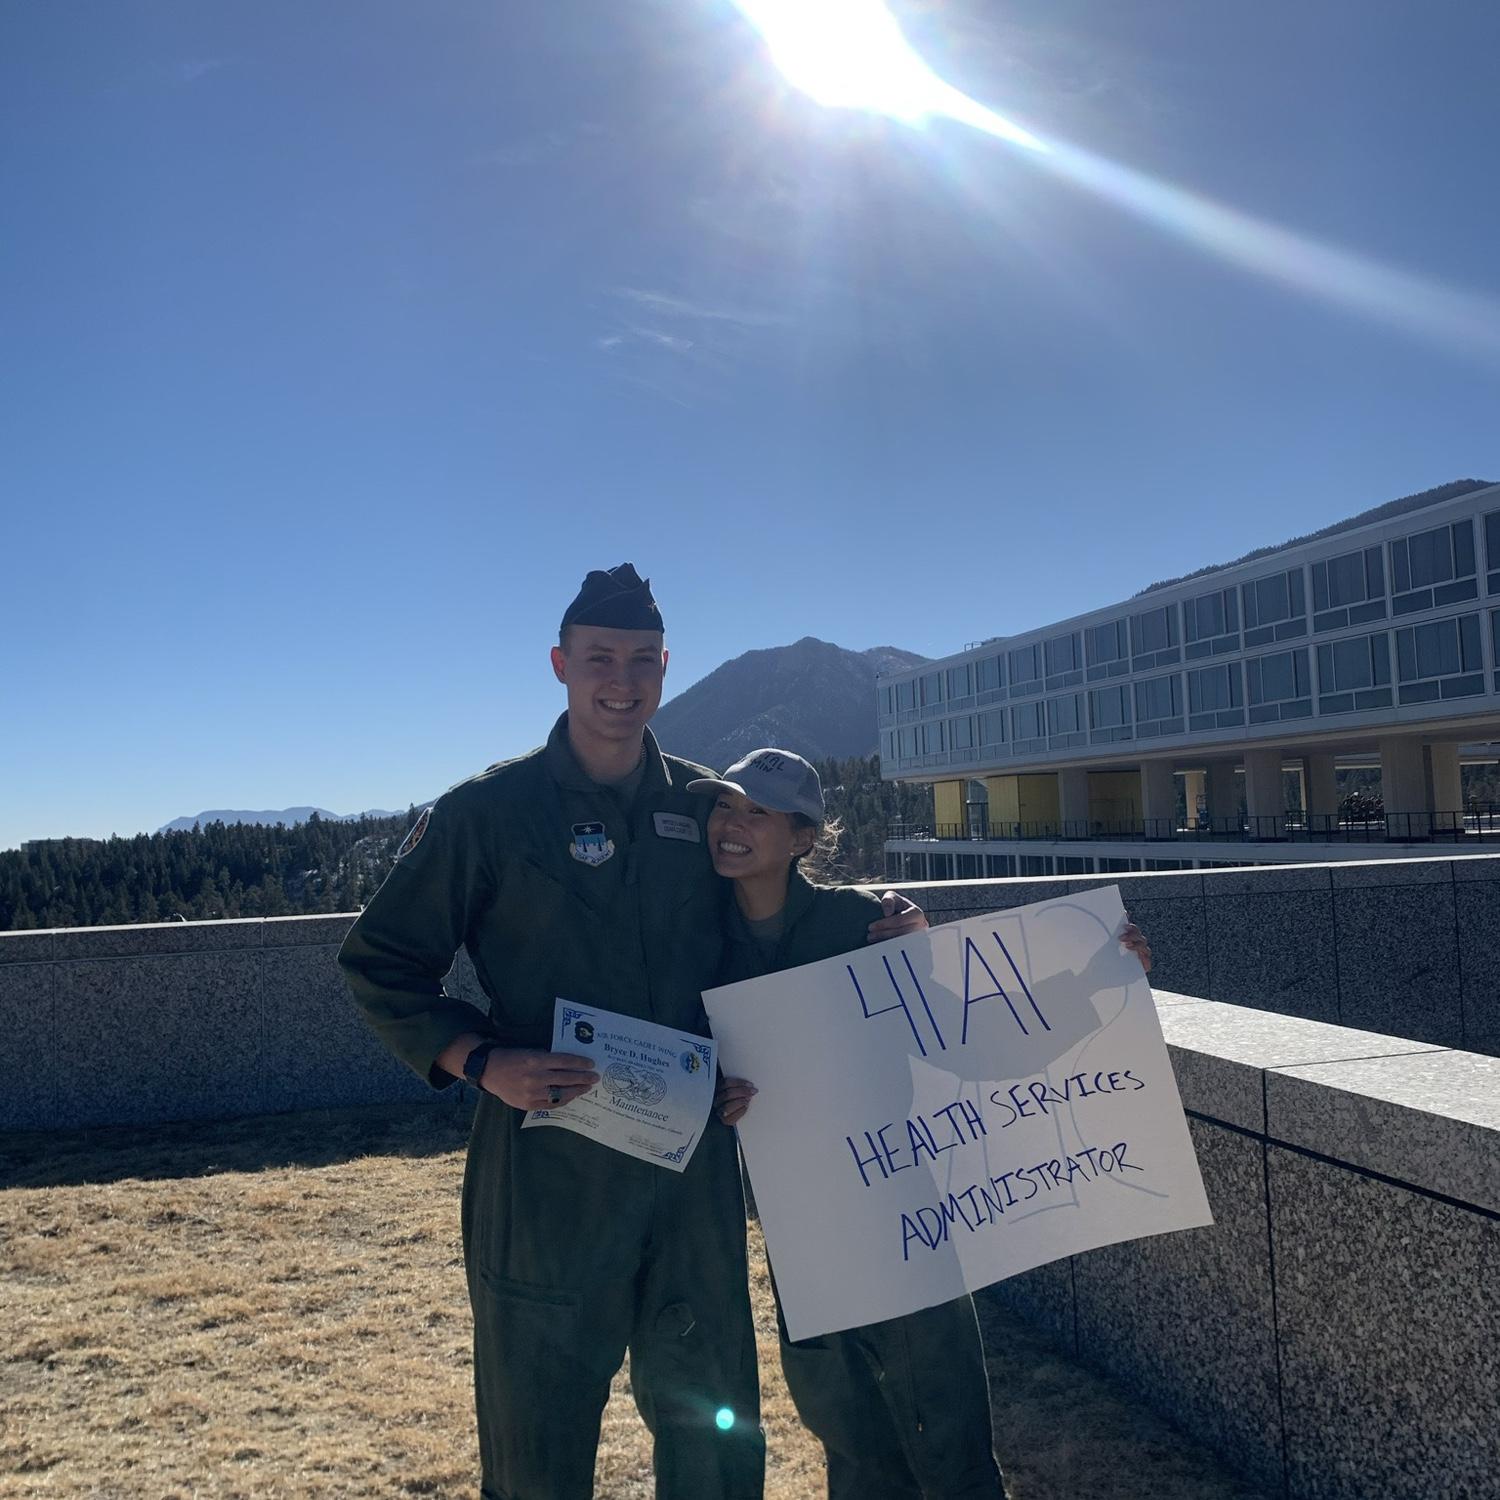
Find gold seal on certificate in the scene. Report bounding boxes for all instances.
[522,999,718,1172]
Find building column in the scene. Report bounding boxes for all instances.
[1303,753,1339,829]
[1427,743,1462,817]
[1182,769,1206,829]
[1243,748,1284,835]
[1058,767,1090,835]
[1205,762,1241,828]
[1140,761,1176,837]
[1379,736,1428,838]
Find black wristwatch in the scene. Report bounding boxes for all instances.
[462,1040,502,1091]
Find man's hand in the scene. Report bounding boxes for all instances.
[714,1077,758,1127]
[482,1048,599,1110]
[1120,917,1152,974]
[867,890,928,943]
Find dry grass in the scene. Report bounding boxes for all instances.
[1,1107,1269,1500]
[0,1107,819,1500]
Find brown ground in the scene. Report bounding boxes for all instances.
[1,1106,1269,1500]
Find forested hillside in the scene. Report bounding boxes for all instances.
[0,761,929,930]
[0,812,418,930]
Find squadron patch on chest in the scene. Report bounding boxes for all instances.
[652,812,701,843]
[396,806,432,859]
[569,821,615,867]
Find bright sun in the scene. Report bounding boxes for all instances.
[730,0,1047,150]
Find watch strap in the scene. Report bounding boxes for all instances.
[462,1040,501,1088]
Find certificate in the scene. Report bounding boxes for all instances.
[521,1000,717,1172]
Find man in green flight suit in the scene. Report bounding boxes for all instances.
[338,564,923,1500]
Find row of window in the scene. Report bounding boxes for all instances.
[881,510,1500,721]
[883,612,1495,764]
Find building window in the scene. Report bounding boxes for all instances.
[949,714,975,751]
[1133,674,1183,738]
[1088,684,1132,743]
[883,731,897,762]
[945,663,974,703]
[1311,546,1387,633]
[1187,662,1245,732]
[1129,604,1179,669]
[1010,700,1045,751]
[1044,631,1083,688]
[1047,692,1086,748]
[1393,613,1485,704]
[974,655,1004,699]
[1486,512,1500,595]
[1390,519,1477,616]
[1086,618,1130,680]
[1316,631,1392,714]
[898,726,918,757]
[1182,586,1240,659]
[896,679,916,713]
[1008,642,1043,696]
[1242,568,1307,646]
[979,708,1007,747]
[918,671,944,709]
[1492,610,1500,692]
[1245,647,1313,723]
[920,720,946,755]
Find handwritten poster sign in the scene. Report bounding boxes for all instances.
[702,885,1212,1341]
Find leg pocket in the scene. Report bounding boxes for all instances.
[471,1271,627,1500]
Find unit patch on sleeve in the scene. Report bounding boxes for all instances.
[569,822,615,867]
[652,812,701,843]
[396,806,432,859]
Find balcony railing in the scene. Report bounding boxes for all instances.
[887,806,1500,846]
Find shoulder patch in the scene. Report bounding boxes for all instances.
[396,806,432,859]
[652,811,701,843]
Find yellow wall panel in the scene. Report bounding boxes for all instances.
[984,776,1020,825]
[934,780,966,829]
[1017,774,1060,826]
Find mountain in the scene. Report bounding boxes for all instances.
[651,637,928,772]
[158,807,400,834]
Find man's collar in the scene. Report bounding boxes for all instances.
[545,713,672,793]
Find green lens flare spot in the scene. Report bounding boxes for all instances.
[715,1408,735,1432]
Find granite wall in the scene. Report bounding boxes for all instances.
[0,912,484,1133]
[980,994,1500,1500]
[2,852,1495,1134]
[903,852,1500,1056]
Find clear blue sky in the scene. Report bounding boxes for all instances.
[4,0,1498,850]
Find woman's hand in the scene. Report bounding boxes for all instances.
[1120,917,1152,974]
[715,1077,758,1127]
[868,891,928,942]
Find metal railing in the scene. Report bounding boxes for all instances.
[887,806,1500,846]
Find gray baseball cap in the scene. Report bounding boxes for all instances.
[687,748,826,824]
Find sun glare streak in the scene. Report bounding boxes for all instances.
[730,0,1500,361]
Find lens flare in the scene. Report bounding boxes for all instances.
[715,1407,735,1431]
[730,0,1500,361]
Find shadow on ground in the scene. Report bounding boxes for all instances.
[0,1100,470,1190]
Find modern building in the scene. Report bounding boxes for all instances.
[878,479,1500,879]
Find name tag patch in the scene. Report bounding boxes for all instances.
[653,812,701,843]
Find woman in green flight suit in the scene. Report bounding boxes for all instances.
[687,747,1009,1500]
[691,747,1154,1500]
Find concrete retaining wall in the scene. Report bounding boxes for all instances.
[0,913,481,1132]
[2,852,1495,1132]
[981,993,1500,1500]
[905,852,1500,1055]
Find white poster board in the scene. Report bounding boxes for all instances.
[702,884,1212,1341]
